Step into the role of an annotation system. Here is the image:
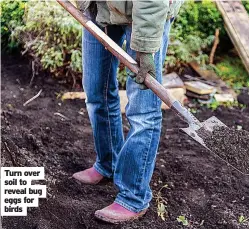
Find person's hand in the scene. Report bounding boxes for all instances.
[135,52,156,89]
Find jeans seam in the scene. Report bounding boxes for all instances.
[134,119,155,204]
[133,89,158,207]
[115,197,149,213]
[104,53,114,170]
[93,163,112,178]
[115,199,136,212]
[116,144,128,194]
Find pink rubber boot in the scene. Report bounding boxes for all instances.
[94,203,147,224]
[72,167,103,184]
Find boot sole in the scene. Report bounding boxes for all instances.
[72,177,100,185]
[72,176,112,185]
[94,209,147,224]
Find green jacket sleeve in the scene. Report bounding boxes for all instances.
[131,0,169,53]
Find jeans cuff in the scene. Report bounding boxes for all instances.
[114,196,149,213]
[93,163,112,178]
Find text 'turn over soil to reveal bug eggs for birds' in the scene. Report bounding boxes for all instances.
[1,167,46,216]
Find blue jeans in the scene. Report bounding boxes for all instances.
[82,20,171,212]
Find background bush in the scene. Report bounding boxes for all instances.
[12,0,82,85]
[0,0,26,51]
[165,0,228,69]
[172,0,225,40]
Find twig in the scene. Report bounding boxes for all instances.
[50,211,65,223]
[209,29,220,65]
[54,112,69,120]
[4,142,18,166]
[71,72,77,88]
[29,60,36,86]
[23,89,43,106]
[21,29,45,56]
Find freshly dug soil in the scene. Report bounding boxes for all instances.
[202,126,249,174]
[1,55,249,229]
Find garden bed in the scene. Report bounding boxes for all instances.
[1,55,249,229]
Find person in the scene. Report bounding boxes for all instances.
[73,0,183,224]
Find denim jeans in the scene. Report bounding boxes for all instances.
[82,19,172,212]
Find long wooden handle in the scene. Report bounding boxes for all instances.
[56,0,201,127]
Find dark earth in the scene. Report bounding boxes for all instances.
[202,126,249,175]
[1,55,249,229]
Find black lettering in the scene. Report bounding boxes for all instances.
[5,170,22,176]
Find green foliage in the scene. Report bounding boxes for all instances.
[13,1,82,84]
[154,184,169,221]
[0,0,26,51]
[238,215,248,224]
[173,0,225,40]
[117,67,127,89]
[213,56,249,89]
[206,100,220,111]
[242,0,249,14]
[177,215,189,226]
[166,33,214,67]
[166,0,226,68]
[206,100,246,111]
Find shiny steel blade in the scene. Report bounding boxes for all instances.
[181,116,226,148]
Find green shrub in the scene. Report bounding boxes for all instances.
[166,0,227,68]
[173,0,225,40]
[13,1,82,85]
[166,33,214,68]
[0,0,26,51]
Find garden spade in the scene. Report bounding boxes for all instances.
[57,1,248,175]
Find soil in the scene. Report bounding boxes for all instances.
[237,89,249,107]
[202,126,249,174]
[1,55,249,229]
